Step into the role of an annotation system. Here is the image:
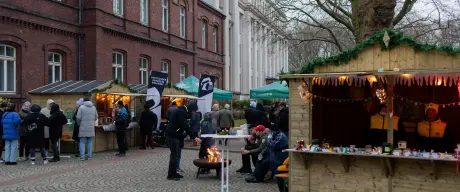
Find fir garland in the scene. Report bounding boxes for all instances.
[296,29,460,74]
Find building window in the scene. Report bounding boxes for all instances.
[201,20,207,49]
[212,26,218,52]
[113,0,123,16]
[179,64,186,81]
[162,0,168,32]
[180,6,186,38]
[139,57,148,85]
[47,52,62,84]
[219,0,223,8]
[161,60,169,83]
[140,0,148,25]
[112,52,123,82]
[0,45,16,92]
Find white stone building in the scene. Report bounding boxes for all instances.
[202,0,289,99]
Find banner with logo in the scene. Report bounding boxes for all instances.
[147,71,168,129]
[197,74,216,114]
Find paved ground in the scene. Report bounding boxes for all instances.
[0,141,277,192]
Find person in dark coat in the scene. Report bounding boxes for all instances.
[115,103,129,157]
[18,101,31,161]
[47,104,68,162]
[24,104,49,165]
[165,102,201,181]
[166,101,177,121]
[245,101,257,131]
[199,112,216,159]
[72,98,84,157]
[253,103,269,128]
[139,102,157,150]
[190,111,202,145]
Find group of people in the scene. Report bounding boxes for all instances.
[0,99,75,165]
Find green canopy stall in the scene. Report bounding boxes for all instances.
[174,76,233,100]
[250,81,289,99]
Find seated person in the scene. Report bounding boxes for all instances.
[276,157,289,192]
[416,103,451,152]
[237,125,268,174]
[246,124,288,183]
[367,104,400,147]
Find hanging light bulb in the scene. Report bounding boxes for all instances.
[376,86,387,104]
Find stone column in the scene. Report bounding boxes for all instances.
[223,0,230,90]
[232,0,240,93]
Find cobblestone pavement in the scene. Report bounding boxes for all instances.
[0,146,277,192]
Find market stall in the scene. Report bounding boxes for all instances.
[250,81,289,99]
[29,80,142,153]
[174,75,233,100]
[281,30,460,192]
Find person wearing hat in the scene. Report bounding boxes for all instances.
[367,104,400,147]
[47,104,68,162]
[138,101,157,150]
[24,104,49,165]
[18,101,31,161]
[237,125,268,174]
[72,98,84,157]
[165,102,201,181]
[416,103,450,152]
[246,123,288,183]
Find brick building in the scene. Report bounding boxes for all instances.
[0,0,225,103]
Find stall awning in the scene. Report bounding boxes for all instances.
[128,84,148,94]
[103,93,153,97]
[174,75,233,100]
[163,95,202,100]
[250,81,289,99]
[29,80,109,94]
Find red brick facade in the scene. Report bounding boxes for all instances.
[0,0,225,103]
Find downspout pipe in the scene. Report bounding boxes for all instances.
[77,0,82,80]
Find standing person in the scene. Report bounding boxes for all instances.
[165,102,201,181]
[199,112,216,159]
[18,101,31,161]
[367,104,400,147]
[0,102,8,163]
[114,103,128,157]
[139,102,157,150]
[416,103,450,152]
[47,104,68,162]
[72,98,84,157]
[166,101,178,121]
[190,110,202,146]
[211,104,220,132]
[117,101,130,151]
[76,98,98,161]
[2,103,21,165]
[254,103,270,128]
[245,101,257,131]
[40,99,55,156]
[24,104,48,165]
[217,104,235,132]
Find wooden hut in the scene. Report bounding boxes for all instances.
[281,30,460,192]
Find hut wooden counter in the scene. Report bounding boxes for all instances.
[281,30,460,192]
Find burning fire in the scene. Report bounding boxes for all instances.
[207,145,221,163]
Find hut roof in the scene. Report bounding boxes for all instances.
[29,80,109,95]
[128,84,148,94]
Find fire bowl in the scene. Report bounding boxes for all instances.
[193,158,232,178]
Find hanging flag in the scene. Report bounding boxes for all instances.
[197,74,216,114]
[147,71,168,129]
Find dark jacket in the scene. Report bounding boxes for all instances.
[165,104,197,140]
[252,104,269,128]
[200,112,215,146]
[115,109,129,132]
[18,109,30,137]
[190,112,202,133]
[139,110,157,135]
[265,130,289,172]
[217,109,234,128]
[245,108,256,127]
[72,109,80,141]
[47,104,68,140]
[24,105,48,148]
[2,111,21,140]
[247,132,269,155]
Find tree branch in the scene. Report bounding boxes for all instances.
[325,0,352,18]
[315,0,355,34]
[392,0,417,26]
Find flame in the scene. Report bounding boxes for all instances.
[207,145,221,163]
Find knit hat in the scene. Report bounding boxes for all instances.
[31,104,42,113]
[76,98,84,106]
[51,103,61,114]
[254,125,266,132]
[250,101,257,108]
[425,103,439,113]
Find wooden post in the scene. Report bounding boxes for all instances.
[386,76,394,147]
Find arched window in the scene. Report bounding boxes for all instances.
[48,52,62,84]
[161,60,170,83]
[179,64,186,81]
[112,52,124,82]
[0,44,16,92]
[139,57,149,85]
[201,20,207,49]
